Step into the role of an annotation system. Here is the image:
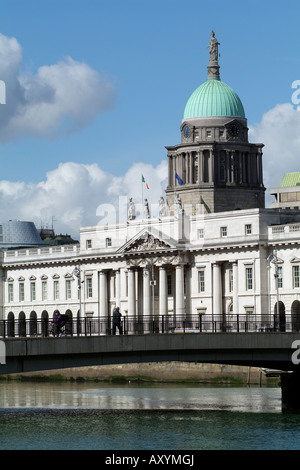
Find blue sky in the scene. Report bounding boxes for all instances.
[0,0,300,236]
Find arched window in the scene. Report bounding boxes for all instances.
[274,301,285,331]
[291,300,300,331]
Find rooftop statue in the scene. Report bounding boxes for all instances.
[143,198,150,219]
[128,197,136,220]
[207,30,220,79]
[207,30,220,64]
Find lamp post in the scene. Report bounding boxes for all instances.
[72,266,83,318]
[267,251,279,331]
[145,262,155,321]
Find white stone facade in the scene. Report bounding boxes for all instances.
[1,207,300,334]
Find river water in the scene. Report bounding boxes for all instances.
[0,381,299,451]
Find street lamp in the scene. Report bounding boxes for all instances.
[72,266,83,318]
[267,251,279,331]
[145,262,155,320]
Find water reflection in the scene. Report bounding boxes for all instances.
[0,381,282,413]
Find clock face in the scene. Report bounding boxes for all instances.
[228,123,239,137]
[183,124,190,138]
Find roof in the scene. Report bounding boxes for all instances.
[183,78,245,119]
[279,172,300,187]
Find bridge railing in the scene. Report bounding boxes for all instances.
[0,313,298,338]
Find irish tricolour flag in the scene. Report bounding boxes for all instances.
[142,174,149,189]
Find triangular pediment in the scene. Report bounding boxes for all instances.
[116,228,176,254]
[290,256,300,263]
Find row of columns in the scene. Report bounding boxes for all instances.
[168,150,263,187]
[99,265,185,319]
[99,261,238,319]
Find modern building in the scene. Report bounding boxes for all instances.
[1,32,300,335]
[270,172,300,210]
[0,220,45,250]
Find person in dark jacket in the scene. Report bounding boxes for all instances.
[112,307,122,335]
[51,309,68,336]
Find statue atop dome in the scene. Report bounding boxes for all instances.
[208,30,220,63]
[207,31,220,80]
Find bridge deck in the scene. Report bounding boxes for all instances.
[1,332,300,375]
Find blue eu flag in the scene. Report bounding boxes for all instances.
[175,172,183,185]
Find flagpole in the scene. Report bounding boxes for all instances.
[141,173,143,216]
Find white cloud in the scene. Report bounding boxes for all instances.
[0,160,168,239]
[0,33,116,141]
[249,103,300,205]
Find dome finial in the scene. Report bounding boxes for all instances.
[207,30,220,80]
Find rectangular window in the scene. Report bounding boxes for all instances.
[30,282,36,301]
[106,238,112,247]
[198,270,205,293]
[8,283,13,302]
[19,283,24,302]
[293,266,300,289]
[86,278,93,298]
[66,279,72,299]
[245,224,252,235]
[42,281,48,301]
[277,266,283,289]
[86,239,92,249]
[54,280,59,300]
[246,267,253,290]
[220,226,227,237]
[197,228,204,239]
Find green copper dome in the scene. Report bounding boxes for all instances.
[183,78,245,119]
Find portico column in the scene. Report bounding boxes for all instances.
[128,268,136,318]
[159,266,168,317]
[175,264,185,320]
[198,151,203,183]
[143,267,151,318]
[115,270,120,308]
[209,150,214,182]
[99,270,107,318]
[232,262,238,315]
[213,263,222,319]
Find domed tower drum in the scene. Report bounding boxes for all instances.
[165,32,265,215]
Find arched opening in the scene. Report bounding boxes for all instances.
[29,311,37,336]
[41,310,49,337]
[65,309,73,336]
[7,312,15,337]
[18,311,26,337]
[291,300,300,331]
[274,301,286,331]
